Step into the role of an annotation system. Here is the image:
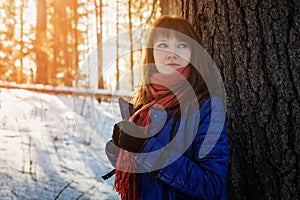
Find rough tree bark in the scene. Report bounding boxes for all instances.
[181,0,299,199]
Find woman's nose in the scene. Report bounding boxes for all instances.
[167,53,178,59]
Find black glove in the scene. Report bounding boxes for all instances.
[112,123,121,146]
[117,120,147,153]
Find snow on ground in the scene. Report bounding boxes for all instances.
[0,88,124,200]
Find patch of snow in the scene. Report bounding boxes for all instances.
[0,88,121,199]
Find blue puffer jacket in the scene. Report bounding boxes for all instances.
[105,96,229,200]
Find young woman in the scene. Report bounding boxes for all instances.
[105,16,229,200]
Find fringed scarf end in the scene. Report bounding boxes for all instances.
[114,149,141,200]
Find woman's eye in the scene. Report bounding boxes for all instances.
[178,43,188,48]
[156,43,168,48]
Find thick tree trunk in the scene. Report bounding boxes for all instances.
[181,0,300,199]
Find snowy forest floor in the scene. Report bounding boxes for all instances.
[0,88,121,200]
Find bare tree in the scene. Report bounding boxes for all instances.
[94,0,104,102]
[159,0,180,15]
[19,0,25,83]
[94,0,104,89]
[35,0,48,84]
[128,0,134,90]
[52,0,59,85]
[179,0,300,199]
[115,0,120,90]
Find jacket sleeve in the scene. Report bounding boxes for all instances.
[105,98,133,167]
[105,140,120,167]
[136,97,229,199]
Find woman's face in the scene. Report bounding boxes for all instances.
[153,36,191,74]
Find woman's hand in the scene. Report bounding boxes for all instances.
[113,120,147,153]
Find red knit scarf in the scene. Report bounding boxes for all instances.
[115,66,190,200]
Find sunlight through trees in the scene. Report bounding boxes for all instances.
[0,0,179,90]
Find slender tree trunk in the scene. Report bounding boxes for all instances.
[62,1,70,86]
[128,0,134,90]
[35,0,48,84]
[19,0,24,83]
[73,1,79,86]
[94,0,104,102]
[65,1,79,87]
[180,0,300,199]
[115,0,120,90]
[160,0,170,15]
[52,0,59,85]
[159,0,180,15]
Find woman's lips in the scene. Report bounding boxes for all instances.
[165,63,180,67]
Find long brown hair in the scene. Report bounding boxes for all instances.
[132,16,211,113]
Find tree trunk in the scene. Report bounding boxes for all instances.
[180,0,300,199]
[19,0,24,83]
[94,0,104,92]
[52,0,59,85]
[159,0,181,15]
[35,0,48,84]
[128,0,134,90]
[115,0,120,90]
